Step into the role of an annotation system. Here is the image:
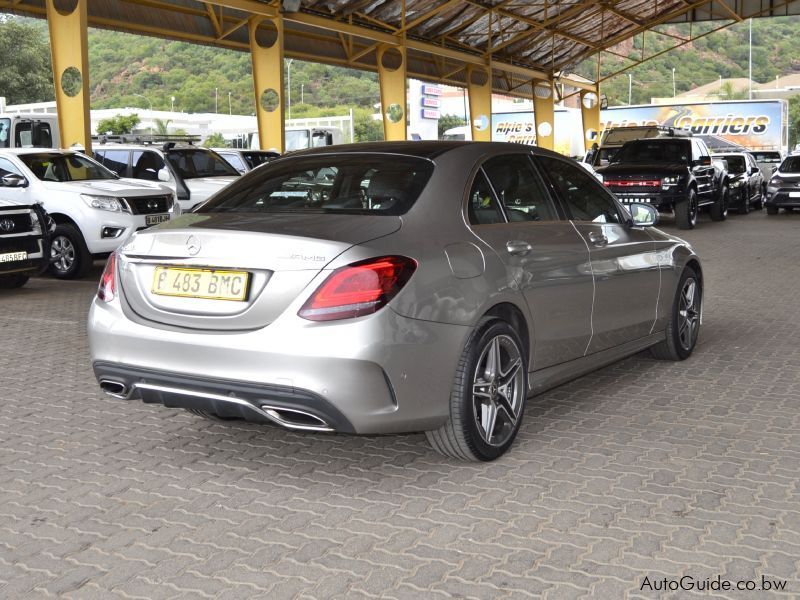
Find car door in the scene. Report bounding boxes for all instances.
[746,154,762,200]
[691,139,715,199]
[536,154,661,354]
[467,153,594,370]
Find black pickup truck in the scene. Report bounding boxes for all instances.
[596,136,727,229]
[0,200,52,288]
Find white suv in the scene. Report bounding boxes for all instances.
[93,143,240,212]
[0,148,179,278]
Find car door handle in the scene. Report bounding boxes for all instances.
[588,232,608,247]
[506,240,532,256]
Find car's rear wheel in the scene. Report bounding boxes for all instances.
[675,189,698,230]
[426,319,527,461]
[766,205,779,215]
[50,224,92,279]
[0,274,29,289]
[710,185,728,221]
[650,266,701,361]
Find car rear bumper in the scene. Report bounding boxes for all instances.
[88,298,470,434]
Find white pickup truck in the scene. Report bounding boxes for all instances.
[0,148,179,279]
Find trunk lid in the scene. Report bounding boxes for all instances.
[118,212,400,330]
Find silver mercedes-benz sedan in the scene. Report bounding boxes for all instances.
[88,141,703,461]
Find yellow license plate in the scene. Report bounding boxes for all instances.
[152,267,249,301]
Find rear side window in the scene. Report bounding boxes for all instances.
[467,171,504,225]
[221,152,246,172]
[98,149,130,176]
[200,155,434,216]
[483,155,557,221]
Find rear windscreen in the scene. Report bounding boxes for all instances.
[720,155,746,174]
[199,154,435,216]
[752,152,781,163]
[614,140,689,164]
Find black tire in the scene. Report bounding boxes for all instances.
[49,223,92,279]
[650,266,702,361]
[675,189,698,230]
[740,191,751,214]
[0,274,29,289]
[766,205,778,216]
[754,186,765,210]
[709,185,728,221]
[426,318,528,461]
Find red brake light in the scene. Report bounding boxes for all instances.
[298,255,417,321]
[97,251,117,302]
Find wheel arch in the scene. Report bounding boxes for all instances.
[482,301,531,367]
[49,212,81,229]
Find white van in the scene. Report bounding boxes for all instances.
[0,114,60,149]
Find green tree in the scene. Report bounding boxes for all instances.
[438,114,466,138]
[203,132,226,148]
[714,81,748,100]
[153,118,172,134]
[352,108,383,142]
[0,18,54,104]
[788,95,800,149]
[96,114,141,135]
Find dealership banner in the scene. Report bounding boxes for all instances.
[599,100,787,152]
[491,111,585,157]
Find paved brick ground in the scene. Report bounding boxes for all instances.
[1,209,799,599]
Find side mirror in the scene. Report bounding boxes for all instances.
[157,168,171,182]
[771,165,778,174]
[1,174,28,188]
[628,203,658,227]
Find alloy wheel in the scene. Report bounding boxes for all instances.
[51,235,75,273]
[472,334,525,447]
[678,277,700,351]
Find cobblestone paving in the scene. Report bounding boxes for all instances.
[1,209,799,599]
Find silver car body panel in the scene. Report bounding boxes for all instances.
[88,141,701,435]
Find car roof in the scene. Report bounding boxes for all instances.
[284,140,568,161]
[92,144,208,151]
[0,148,76,156]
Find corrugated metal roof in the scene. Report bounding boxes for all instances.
[4,0,800,96]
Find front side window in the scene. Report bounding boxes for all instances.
[538,156,622,224]
[483,155,557,222]
[132,151,166,181]
[220,152,246,173]
[0,157,22,178]
[165,149,239,179]
[467,171,504,225]
[200,154,434,216]
[19,153,116,182]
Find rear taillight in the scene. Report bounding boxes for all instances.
[97,252,117,302]
[298,255,417,321]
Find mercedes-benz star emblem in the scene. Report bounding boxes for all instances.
[0,218,14,233]
[186,235,201,256]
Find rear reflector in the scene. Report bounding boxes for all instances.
[97,251,117,302]
[298,255,416,321]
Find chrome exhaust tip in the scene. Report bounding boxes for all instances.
[99,379,129,399]
[260,405,333,432]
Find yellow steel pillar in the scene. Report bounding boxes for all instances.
[580,86,601,154]
[467,65,492,142]
[532,79,555,151]
[46,0,91,152]
[249,16,284,152]
[377,44,407,141]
